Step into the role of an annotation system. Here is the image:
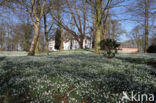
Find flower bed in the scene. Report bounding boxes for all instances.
[0,52,155,103]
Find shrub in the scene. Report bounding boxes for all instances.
[147,45,156,53]
[100,39,120,58]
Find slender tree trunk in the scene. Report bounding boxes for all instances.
[44,14,49,55]
[137,40,141,52]
[103,24,107,40]
[57,8,64,51]
[144,0,149,53]
[1,33,4,50]
[0,39,4,50]
[70,34,73,49]
[92,20,96,49]
[112,24,115,40]
[46,41,49,55]
[91,2,96,49]
[104,5,110,40]
[24,32,29,51]
[79,41,83,49]
[28,23,40,56]
[92,31,95,48]
[24,40,28,51]
[79,34,84,49]
[59,31,64,50]
[35,40,40,54]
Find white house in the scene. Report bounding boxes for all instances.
[48,40,56,51]
[48,36,92,51]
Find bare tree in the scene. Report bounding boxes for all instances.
[86,0,113,53]
[14,23,33,51]
[13,9,34,51]
[127,0,156,52]
[107,19,125,40]
[51,0,89,49]
[53,0,64,50]
[10,0,47,55]
[129,25,143,52]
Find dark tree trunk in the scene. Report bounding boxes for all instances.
[79,35,84,49]
[144,0,149,53]
[79,42,83,49]
[59,32,64,50]
[92,27,96,48]
[44,14,49,55]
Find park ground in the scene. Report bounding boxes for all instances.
[0,50,156,103]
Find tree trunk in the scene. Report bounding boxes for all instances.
[95,26,101,54]
[92,20,96,49]
[92,31,95,48]
[95,0,102,54]
[0,33,4,50]
[79,41,83,49]
[144,0,149,53]
[91,3,96,49]
[112,22,115,40]
[59,31,64,50]
[79,35,84,49]
[70,34,73,49]
[24,33,29,51]
[24,40,28,51]
[57,7,64,51]
[103,24,107,40]
[0,41,4,51]
[78,38,83,49]
[46,41,49,55]
[44,14,49,55]
[28,23,40,56]
[35,40,39,54]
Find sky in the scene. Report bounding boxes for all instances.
[111,0,138,42]
[113,0,156,42]
[1,0,154,43]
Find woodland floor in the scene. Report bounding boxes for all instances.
[0,50,155,103]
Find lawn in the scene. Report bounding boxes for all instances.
[0,50,155,103]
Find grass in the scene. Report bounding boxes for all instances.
[0,50,155,103]
[0,51,27,56]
